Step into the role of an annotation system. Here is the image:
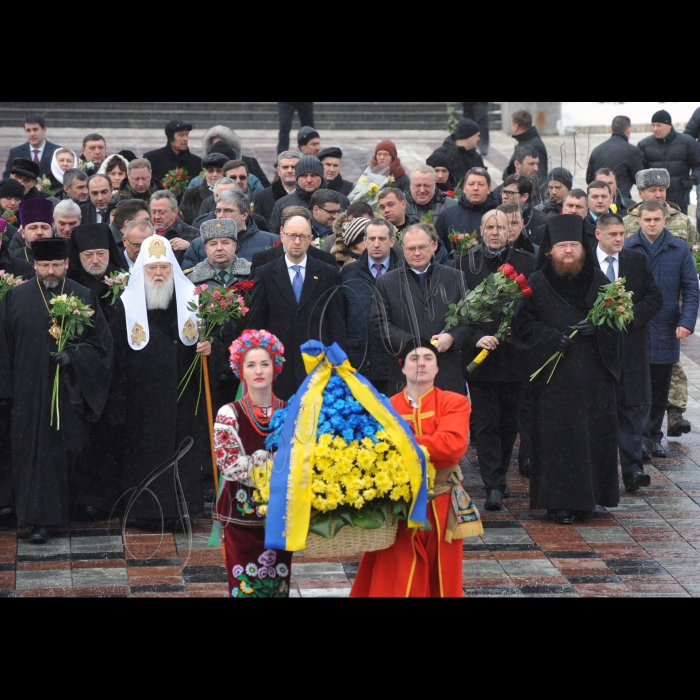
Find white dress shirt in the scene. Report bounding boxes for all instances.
[286,255,307,285]
[596,245,619,281]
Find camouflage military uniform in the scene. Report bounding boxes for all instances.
[624,200,698,425]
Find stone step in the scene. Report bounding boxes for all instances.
[1,102,501,131]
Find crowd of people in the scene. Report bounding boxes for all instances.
[1,103,699,598]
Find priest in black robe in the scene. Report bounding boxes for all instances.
[0,216,35,524]
[111,234,225,528]
[511,215,622,524]
[0,238,113,543]
[67,223,128,324]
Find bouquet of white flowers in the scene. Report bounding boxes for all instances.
[347,166,393,207]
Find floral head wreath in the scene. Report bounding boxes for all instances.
[230,329,285,379]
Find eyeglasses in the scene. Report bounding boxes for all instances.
[285,233,311,242]
[404,244,431,254]
[36,261,66,272]
[318,207,342,216]
[502,190,520,197]
[228,174,248,181]
[552,242,583,250]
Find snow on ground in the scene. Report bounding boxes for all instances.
[561,102,698,132]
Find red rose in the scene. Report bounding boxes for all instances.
[604,299,612,306]
[445,190,455,198]
[514,273,527,287]
[522,286,533,296]
[274,240,282,247]
[499,263,517,279]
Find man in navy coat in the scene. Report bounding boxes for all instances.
[2,113,60,179]
[625,201,699,458]
[247,214,346,400]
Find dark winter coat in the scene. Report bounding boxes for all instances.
[624,229,699,364]
[242,155,270,189]
[404,189,458,226]
[435,192,501,249]
[79,201,109,225]
[118,177,163,202]
[8,233,32,262]
[247,254,346,401]
[179,181,212,225]
[586,131,644,200]
[684,107,700,140]
[326,174,354,197]
[142,144,202,186]
[594,247,662,407]
[638,128,700,208]
[340,248,403,388]
[248,240,336,279]
[253,179,291,228]
[522,204,548,244]
[456,245,536,382]
[371,262,469,395]
[157,218,198,265]
[433,135,484,184]
[268,185,350,236]
[502,126,549,202]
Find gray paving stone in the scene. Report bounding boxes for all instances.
[636,592,691,598]
[575,527,634,543]
[681,584,700,597]
[641,541,698,552]
[462,561,507,578]
[15,569,72,589]
[645,497,700,511]
[464,586,524,597]
[174,534,214,551]
[298,587,351,598]
[480,530,534,546]
[72,567,129,587]
[616,519,669,528]
[70,536,123,553]
[500,560,560,577]
[17,538,70,557]
[291,563,347,580]
[653,558,700,575]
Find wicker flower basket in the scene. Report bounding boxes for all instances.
[304,519,398,558]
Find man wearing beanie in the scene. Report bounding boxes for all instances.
[277,102,315,155]
[10,199,54,263]
[10,158,49,201]
[268,155,349,235]
[318,147,354,196]
[536,167,573,217]
[143,119,203,186]
[431,118,485,184]
[637,109,700,215]
[0,236,112,544]
[426,152,456,192]
[297,126,321,157]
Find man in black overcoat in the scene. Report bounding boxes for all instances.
[143,120,202,187]
[455,210,535,511]
[511,215,622,525]
[371,223,469,396]
[593,213,663,492]
[247,214,346,401]
[0,238,113,543]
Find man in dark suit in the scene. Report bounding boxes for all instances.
[595,213,663,491]
[79,174,113,225]
[247,213,346,401]
[3,113,60,179]
[249,206,335,278]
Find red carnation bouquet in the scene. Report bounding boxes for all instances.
[530,277,634,384]
[161,168,190,197]
[179,284,248,413]
[444,263,532,372]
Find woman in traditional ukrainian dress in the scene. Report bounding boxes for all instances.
[213,329,293,598]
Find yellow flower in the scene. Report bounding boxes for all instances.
[240,581,253,595]
[318,434,333,447]
[363,488,377,501]
[257,504,267,516]
[356,448,374,470]
[374,441,389,454]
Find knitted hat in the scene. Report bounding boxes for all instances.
[0,178,25,199]
[202,152,229,170]
[318,147,342,161]
[19,198,54,227]
[546,167,573,191]
[651,109,672,126]
[426,152,450,170]
[297,126,320,146]
[454,118,479,141]
[636,168,670,190]
[33,237,69,261]
[208,140,238,161]
[229,329,285,379]
[11,158,40,180]
[295,155,324,179]
[342,217,368,248]
[201,217,237,243]
[165,119,193,142]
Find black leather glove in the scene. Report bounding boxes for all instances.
[558,334,574,354]
[51,351,71,367]
[576,319,596,337]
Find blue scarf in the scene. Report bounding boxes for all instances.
[639,228,667,263]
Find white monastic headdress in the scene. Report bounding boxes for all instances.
[121,234,199,350]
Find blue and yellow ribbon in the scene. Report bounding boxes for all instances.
[264,341,428,552]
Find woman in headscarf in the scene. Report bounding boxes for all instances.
[213,329,293,598]
[98,154,130,194]
[49,148,78,192]
[370,139,410,192]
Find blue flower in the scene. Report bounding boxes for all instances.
[245,563,258,576]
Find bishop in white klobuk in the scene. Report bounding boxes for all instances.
[112,234,226,525]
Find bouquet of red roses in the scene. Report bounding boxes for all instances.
[161,168,190,197]
[530,277,634,384]
[444,263,532,372]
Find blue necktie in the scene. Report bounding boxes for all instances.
[605,256,616,283]
[292,265,303,303]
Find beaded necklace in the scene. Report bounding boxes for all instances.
[241,392,284,437]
